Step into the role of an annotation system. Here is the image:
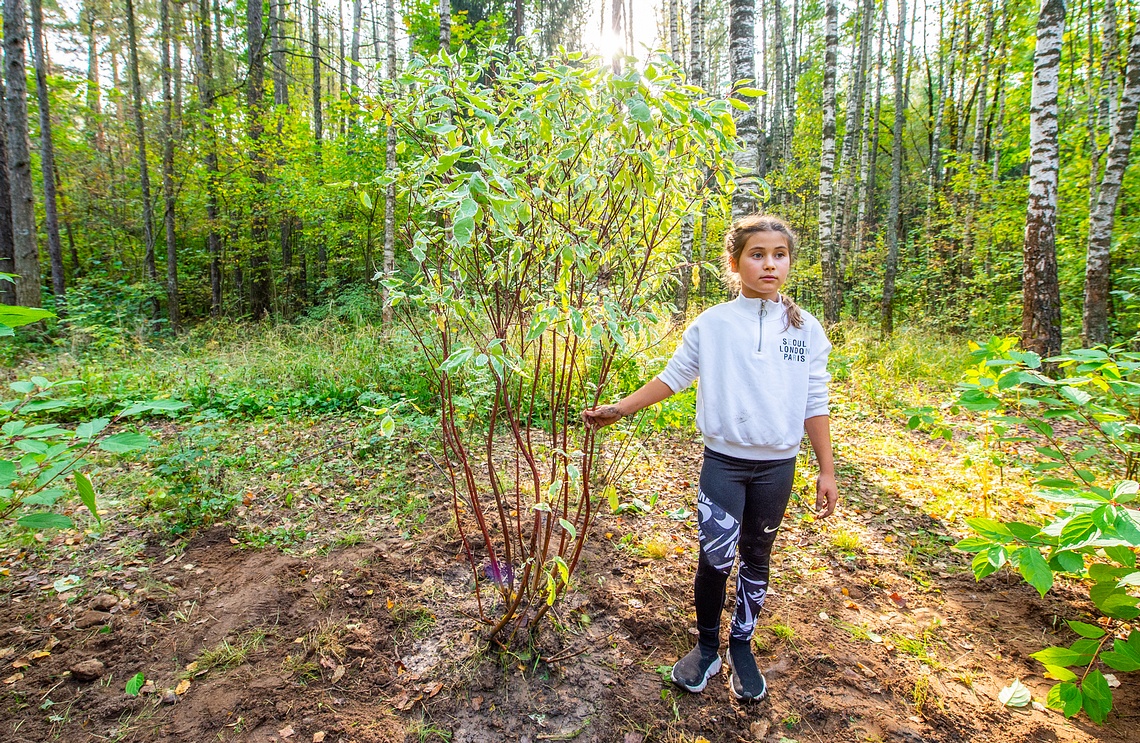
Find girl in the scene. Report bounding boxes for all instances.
[582,215,838,702]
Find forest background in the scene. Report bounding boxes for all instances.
[0,0,1139,738]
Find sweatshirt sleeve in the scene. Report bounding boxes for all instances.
[804,320,832,419]
[656,320,700,394]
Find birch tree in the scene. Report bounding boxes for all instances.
[1022,0,1065,358]
[160,0,179,328]
[880,0,906,337]
[729,0,759,217]
[382,0,396,324]
[817,0,839,324]
[1082,22,1140,345]
[125,0,157,292]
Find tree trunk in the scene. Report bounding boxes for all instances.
[729,0,759,217]
[125,0,157,293]
[248,0,270,319]
[770,0,785,177]
[440,0,450,51]
[311,0,326,281]
[4,0,40,307]
[1082,23,1140,346]
[880,0,906,337]
[350,0,361,96]
[853,0,884,265]
[30,0,64,309]
[84,0,104,153]
[817,0,839,325]
[836,0,873,289]
[270,0,293,311]
[674,0,704,321]
[961,4,995,275]
[1021,0,1065,358]
[383,0,396,324]
[669,0,680,60]
[513,0,524,46]
[0,78,14,306]
[197,0,222,316]
[160,0,179,330]
[1090,0,1119,209]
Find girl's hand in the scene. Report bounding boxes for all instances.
[815,472,839,519]
[581,404,623,429]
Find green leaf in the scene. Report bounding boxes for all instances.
[74,418,110,440]
[1059,514,1098,546]
[972,550,1001,579]
[0,460,16,487]
[558,518,577,541]
[1030,646,1086,667]
[1090,580,1140,619]
[1046,681,1083,717]
[627,97,652,123]
[359,190,373,211]
[98,433,155,454]
[0,305,53,329]
[1101,633,1140,672]
[75,471,99,523]
[954,536,991,553]
[453,216,475,246]
[16,512,74,530]
[1042,664,1078,681]
[1016,547,1054,596]
[22,488,64,506]
[125,672,145,697]
[965,517,1012,540]
[1080,670,1112,723]
[1104,545,1137,568]
[1049,550,1086,574]
[1067,620,1106,639]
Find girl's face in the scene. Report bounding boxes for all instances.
[730,231,791,302]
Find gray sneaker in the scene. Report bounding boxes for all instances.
[670,645,722,693]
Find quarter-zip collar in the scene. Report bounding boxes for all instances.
[732,292,784,319]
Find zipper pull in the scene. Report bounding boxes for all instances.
[757,303,766,352]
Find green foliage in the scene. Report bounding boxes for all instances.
[949,337,1140,722]
[386,47,738,639]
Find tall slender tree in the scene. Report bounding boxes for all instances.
[383,0,397,324]
[248,0,270,318]
[4,0,40,307]
[0,79,14,306]
[440,0,451,50]
[728,0,759,217]
[311,0,326,280]
[125,0,157,294]
[1083,22,1140,345]
[160,0,179,329]
[817,0,839,324]
[197,0,222,315]
[881,0,907,336]
[1022,0,1065,358]
[30,0,64,308]
[83,0,104,153]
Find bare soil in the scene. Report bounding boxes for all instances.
[1,427,1137,743]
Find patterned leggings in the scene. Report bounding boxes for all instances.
[694,448,796,642]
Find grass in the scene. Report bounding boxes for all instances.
[187,630,267,676]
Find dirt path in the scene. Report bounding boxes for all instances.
[1,421,1136,743]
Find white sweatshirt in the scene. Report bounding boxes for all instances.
[656,293,832,461]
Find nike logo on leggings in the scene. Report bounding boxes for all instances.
[763,525,778,533]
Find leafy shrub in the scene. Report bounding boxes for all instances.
[949,337,1139,723]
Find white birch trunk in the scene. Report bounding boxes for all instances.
[729,0,759,217]
[1022,0,1065,358]
[818,0,840,324]
[1083,23,1140,345]
[880,0,906,337]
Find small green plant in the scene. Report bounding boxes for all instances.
[832,530,865,554]
[950,338,1140,723]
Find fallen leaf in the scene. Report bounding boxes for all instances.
[888,592,907,609]
[27,650,50,660]
[140,681,156,694]
[841,587,850,596]
[884,535,896,543]
[184,661,199,673]
[845,601,860,610]
[1105,674,1120,688]
[11,659,30,669]
[331,665,345,682]
[999,679,1032,708]
[4,673,23,684]
[312,733,326,743]
[819,612,829,620]
[279,726,295,739]
[0,648,13,660]
[175,679,191,695]
[423,681,443,697]
[229,538,239,545]
[867,632,883,643]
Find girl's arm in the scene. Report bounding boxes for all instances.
[581,378,676,429]
[804,414,838,518]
